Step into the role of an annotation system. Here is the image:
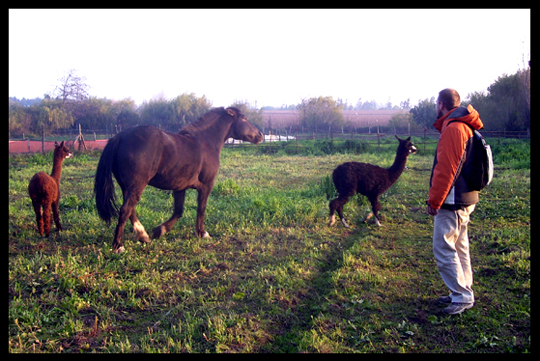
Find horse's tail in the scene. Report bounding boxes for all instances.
[94,136,120,224]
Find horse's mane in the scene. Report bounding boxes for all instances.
[179,107,242,136]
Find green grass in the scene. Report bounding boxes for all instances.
[9,139,529,353]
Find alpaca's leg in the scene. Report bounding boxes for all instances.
[328,198,338,226]
[52,200,62,232]
[329,196,351,228]
[368,197,383,226]
[42,202,52,237]
[337,203,350,228]
[32,201,44,236]
[364,212,374,222]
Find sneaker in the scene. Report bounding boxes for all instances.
[444,302,474,315]
[437,296,452,304]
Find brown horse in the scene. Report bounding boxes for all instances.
[94,107,263,253]
[28,141,73,236]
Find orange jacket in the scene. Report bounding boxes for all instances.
[428,105,484,210]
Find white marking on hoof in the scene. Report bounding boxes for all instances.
[375,218,382,227]
[133,220,150,243]
[115,246,125,254]
[341,219,350,228]
[328,215,336,227]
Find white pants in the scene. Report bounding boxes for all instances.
[432,204,476,304]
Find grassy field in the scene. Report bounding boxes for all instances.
[9,137,530,353]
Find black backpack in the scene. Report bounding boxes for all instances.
[448,120,494,191]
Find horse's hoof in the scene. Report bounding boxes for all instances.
[114,246,125,254]
[197,231,211,238]
[341,219,350,228]
[152,225,165,239]
[139,235,151,244]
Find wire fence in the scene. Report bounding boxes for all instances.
[8,124,530,155]
[223,128,530,156]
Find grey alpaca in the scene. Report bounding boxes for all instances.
[328,136,417,228]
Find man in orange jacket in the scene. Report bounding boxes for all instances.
[427,88,484,315]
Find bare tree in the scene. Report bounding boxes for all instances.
[54,69,90,105]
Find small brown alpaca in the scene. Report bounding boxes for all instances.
[28,141,73,236]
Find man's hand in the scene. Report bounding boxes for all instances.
[427,204,439,216]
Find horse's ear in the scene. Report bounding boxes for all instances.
[395,135,400,141]
[226,107,237,118]
[406,137,411,141]
[54,141,59,147]
[59,141,65,147]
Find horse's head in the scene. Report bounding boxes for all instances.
[225,107,264,144]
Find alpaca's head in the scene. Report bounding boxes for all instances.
[395,135,417,155]
[54,141,73,160]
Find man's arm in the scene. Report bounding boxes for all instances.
[427,124,469,210]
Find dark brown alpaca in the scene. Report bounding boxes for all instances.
[28,141,73,236]
[329,136,417,228]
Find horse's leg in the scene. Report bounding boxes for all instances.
[32,200,44,236]
[112,189,143,253]
[52,199,62,232]
[130,210,150,244]
[195,186,212,238]
[153,189,186,239]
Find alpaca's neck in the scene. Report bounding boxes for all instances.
[387,151,408,184]
[50,157,64,182]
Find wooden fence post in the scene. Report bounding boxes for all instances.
[423,128,427,154]
[377,126,381,153]
[295,129,298,154]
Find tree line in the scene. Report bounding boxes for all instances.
[9,67,529,138]
[9,70,267,138]
[297,67,530,133]
[405,68,530,132]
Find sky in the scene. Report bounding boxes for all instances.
[9,9,530,108]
